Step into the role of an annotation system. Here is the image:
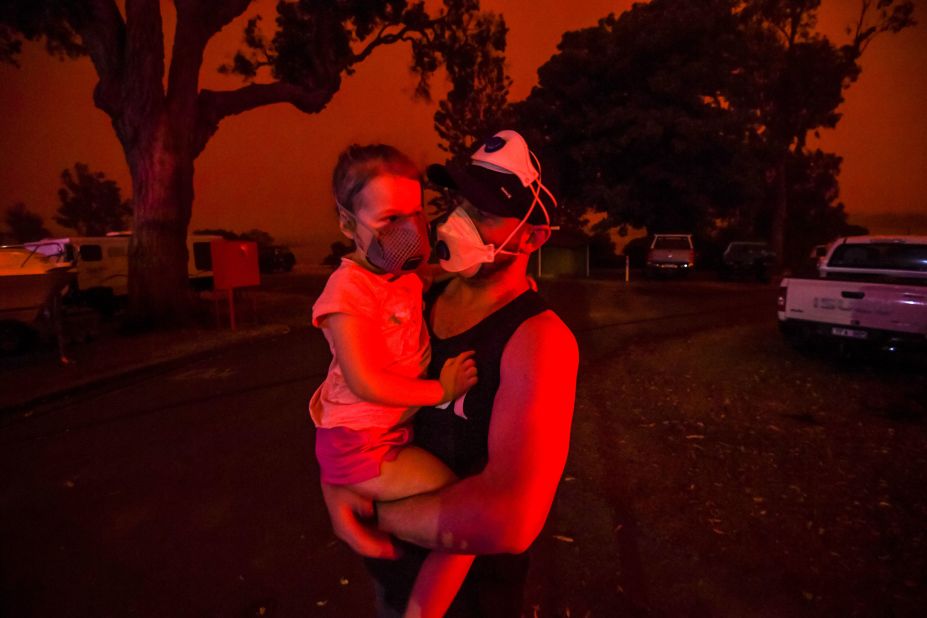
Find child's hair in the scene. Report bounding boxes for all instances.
[332,144,421,214]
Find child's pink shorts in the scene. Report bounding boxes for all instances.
[315,424,413,485]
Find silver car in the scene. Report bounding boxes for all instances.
[646,234,695,278]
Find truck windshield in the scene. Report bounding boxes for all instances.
[653,237,691,250]
[828,243,927,272]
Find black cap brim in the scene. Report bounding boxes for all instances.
[426,162,551,224]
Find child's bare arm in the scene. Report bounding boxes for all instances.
[322,312,476,407]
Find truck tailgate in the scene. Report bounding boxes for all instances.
[649,249,687,263]
[784,279,927,335]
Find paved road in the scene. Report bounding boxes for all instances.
[0,277,778,616]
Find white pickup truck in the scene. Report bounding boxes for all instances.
[777,235,927,351]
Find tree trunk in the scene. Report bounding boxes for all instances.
[769,156,787,268]
[126,117,196,326]
[72,0,361,326]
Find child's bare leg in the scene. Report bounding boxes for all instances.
[346,447,474,616]
[348,445,456,502]
[404,552,475,618]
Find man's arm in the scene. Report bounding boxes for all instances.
[377,310,579,555]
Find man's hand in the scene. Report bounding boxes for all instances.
[320,482,400,559]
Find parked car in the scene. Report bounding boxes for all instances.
[719,241,776,282]
[259,245,296,273]
[778,235,927,352]
[645,234,695,277]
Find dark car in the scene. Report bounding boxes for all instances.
[258,245,296,273]
[719,241,776,282]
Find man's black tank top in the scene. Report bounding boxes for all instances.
[366,280,551,617]
[415,280,549,476]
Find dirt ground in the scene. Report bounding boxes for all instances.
[526,321,927,617]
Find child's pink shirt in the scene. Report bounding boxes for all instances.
[309,258,430,430]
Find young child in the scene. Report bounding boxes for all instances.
[309,144,476,617]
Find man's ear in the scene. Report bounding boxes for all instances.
[522,225,551,253]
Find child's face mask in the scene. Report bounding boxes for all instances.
[342,208,431,275]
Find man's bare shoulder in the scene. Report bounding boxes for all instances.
[506,309,578,362]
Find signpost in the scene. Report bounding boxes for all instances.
[210,240,260,331]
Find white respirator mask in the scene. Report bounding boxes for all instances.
[433,207,520,278]
[433,130,557,277]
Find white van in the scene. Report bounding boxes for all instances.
[24,233,221,298]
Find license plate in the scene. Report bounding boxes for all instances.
[831,327,868,339]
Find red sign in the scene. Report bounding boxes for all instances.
[211,240,260,290]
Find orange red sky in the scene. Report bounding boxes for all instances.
[0,1,924,263]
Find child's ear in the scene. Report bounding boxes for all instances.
[338,210,356,240]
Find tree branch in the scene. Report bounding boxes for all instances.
[200,81,336,118]
[124,0,166,113]
[70,0,126,116]
[167,1,254,130]
[194,80,338,155]
[351,18,439,67]
[177,0,254,38]
[352,23,411,65]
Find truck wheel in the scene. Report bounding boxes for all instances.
[0,322,35,355]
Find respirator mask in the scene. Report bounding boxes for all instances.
[433,130,557,277]
[340,207,431,275]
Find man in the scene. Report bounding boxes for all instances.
[322,130,579,617]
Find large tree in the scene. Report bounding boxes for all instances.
[510,0,913,258]
[55,162,132,236]
[4,202,51,243]
[779,148,867,266]
[432,8,510,160]
[0,0,503,324]
[512,0,765,238]
[739,0,914,262]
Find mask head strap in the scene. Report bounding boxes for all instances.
[491,150,556,256]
